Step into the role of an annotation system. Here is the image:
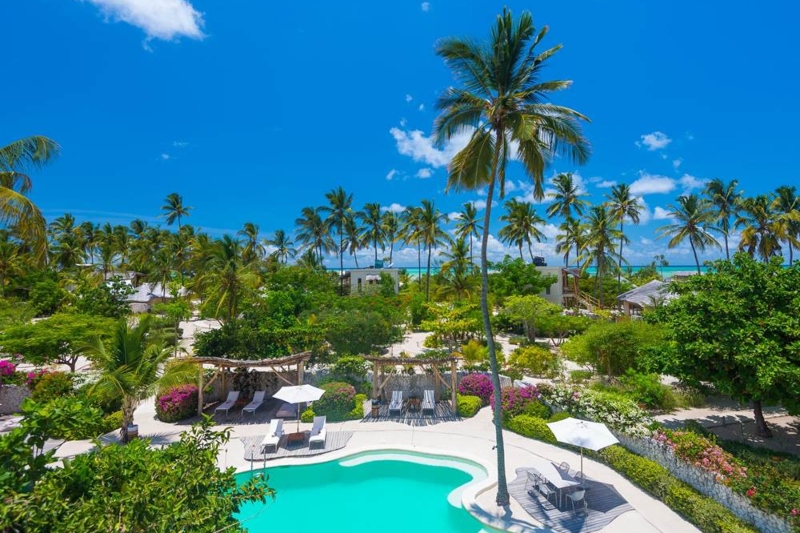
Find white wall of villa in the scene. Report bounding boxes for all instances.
[345,268,399,294]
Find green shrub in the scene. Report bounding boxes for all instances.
[456,394,482,417]
[20,397,105,440]
[312,381,356,422]
[548,411,571,423]
[330,355,368,387]
[508,344,560,377]
[523,400,551,419]
[506,415,557,443]
[348,393,368,419]
[300,408,315,423]
[30,372,74,403]
[459,339,488,364]
[102,411,123,434]
[75,381,122,414]
[569,369,593,383]
[619,370,678,410]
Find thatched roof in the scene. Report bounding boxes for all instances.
[188,351,312,368]
[616,280,676,307]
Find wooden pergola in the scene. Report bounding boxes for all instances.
[188,351,312,416]
[363,355,460,409]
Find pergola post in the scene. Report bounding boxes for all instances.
[372,361,379,400]
[197,365,204,416]
[296,360,304,385]
[221,367,227,398]
[432,365,440,400]
[450,360,457,409]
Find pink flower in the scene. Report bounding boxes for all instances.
[790,508,798,517]
[746,487,756,498]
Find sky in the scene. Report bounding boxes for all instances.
[3,0,799,268]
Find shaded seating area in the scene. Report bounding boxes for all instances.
[242,430,352,461]
[509,466,634,533]
[241,391,267,417]
[214,391,240,417]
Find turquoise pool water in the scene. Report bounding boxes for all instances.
[235,452,495,533]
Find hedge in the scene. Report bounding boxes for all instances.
[505,414,759,533]
[456,394,482,418]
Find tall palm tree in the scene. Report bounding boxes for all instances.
[735,195,782,262]
[704,178,741,259]
[432,8,589,506]
[772,186,800,264]
[238,222,263,263]
[498,198,545,262]
[581,205,622,303]
[78,221,98,264]
[400,206,424,289]
[418,200,449,300]
[265,229,296,265]
[343,213,364,268]
[197,235,258,322]
[358,203,384,267]
[381,211,399,265]
[556,216,585,267]
[160,193,192,229]
[607,184,642,287]
[320,187,354,280]
[454,202,482,265]
[547,172,590,219]
[0,135,59,265]
[657,195,719,274]
[0,239,23,296]
[438,237,477,300]
[295,206,332,264]
[86,316,196,443]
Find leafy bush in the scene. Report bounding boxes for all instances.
[300,408,315,423]
[312,381,357,422]
[155,385,199,423]
[507,415,557,443]
[102,411,123,434]
[456,394,482,417]
[618,370,678,410]
[458,373,493,405]
[330,355,368,386]
[0,360,26,387]
[569,369,593,383]
[349,393,368,419]
[75,381,122,414]
[459,339,488,364]
[548,411,571,423]
[20,397,106,440]
[490,385,542,419]
[523,400,551,419]
[508,344,560,378]
[30,372,74,403]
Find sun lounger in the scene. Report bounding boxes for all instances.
[241,391,267,417]
[389,391,403,416]
[261,419,283,453]
[215,391,240,417]
[422,389,435,415]
[309,416,327,449]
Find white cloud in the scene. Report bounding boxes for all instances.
[542,223,560,240]
[640,237,653,245]
[471,199,497,210]
[416,168,433,179]
[653,206,673,220]
[381,203,407,213]
[405,94,413,102]
[596,180,617,188]
[504,181,518,193]
[385,169,400,181]
[636,197,652,224]
[390,126,472,168]
[673,158,682,170]
[160,153,170,160]
[418,104,425,111]
[629,173,676,195]
[679,173,707,193]
[637,131,672,151]
[447,212,460,221]
[85,0,205,42]
[399,118,407,127]
[421,2,430,11]
[172,141,189,147]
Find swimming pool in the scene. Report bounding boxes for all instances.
[234,451,497,533]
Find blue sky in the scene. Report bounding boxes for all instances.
[3,0,799,267]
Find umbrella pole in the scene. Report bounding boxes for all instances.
[296,402,301,433]
[580,447,585,488]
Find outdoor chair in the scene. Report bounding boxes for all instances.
[526,472,557,506]
[241,391,267,417]
[566,489,587,514]
[214,391,240,417]
[389,391,403,416]
[558,461,570,473]
[309,416,327,449]
[261,419,283,453]
[421,389,435,416]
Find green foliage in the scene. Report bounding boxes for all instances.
[489,256,557,302]
[72,277,133,318]
[561,319,666,377]
[578,275,634,308]
[536,313,593,346]
[548,411,571,423]
[501,295,560,342]
[421,302,482,350]
[456,394,482,417]
[407,292,429,328]
[0,298,33,330]
[508,344,560,378]
[459,339,488,364]
[569,369,593,383]
[349,393,368,418]
[618,370,678,410]
[2,418,275,532]
[506,415,557,443]
[320,300,403,356]
[627,263,662,286]
[194,319,324,361]
[313,381,358,422]
[29,277,66,316]
[102,411,123,433]
[300,408,315,423]
[523,400,552,419]
[330,355,368,386]
[30,372,74,403]
[20,397,106,440]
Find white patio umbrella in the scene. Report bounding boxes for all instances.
[273,384,325,432]
[546,417,619,486]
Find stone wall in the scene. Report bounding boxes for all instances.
[616,433,791,533]
[0,385,30,415]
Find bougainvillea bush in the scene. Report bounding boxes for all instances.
[312,381,356,421]
[490,385,543,419]
[0,360,26,387]
[155,385,199,423]
[458,373,494,406]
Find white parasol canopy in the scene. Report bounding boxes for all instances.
[273,384,325,432]
[546,417,619,485]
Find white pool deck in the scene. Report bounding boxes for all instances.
[127,402,699,533]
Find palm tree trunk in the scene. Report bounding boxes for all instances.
[483,135,509,507]
[690,239,701,274]
[598,256,604,305]
[724,232,730,260]
[121,397,135,444]
[518,244,523,261]
[617,221,624,287]
[469,235,473,266]
[374,239,378,266]
[575,243,580,270]
[389,239,394,264]
[417,241,422,289]
[528,242,535,263]
[789,242,794,265]
[425,245,432,301]
[339,223,344,292]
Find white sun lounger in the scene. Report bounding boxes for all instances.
[261,419,284,453]
[389,391,403,416]
[215,391,240,417]
[309,416,327,449]
[422,389,435,415]
[241,391,267,417]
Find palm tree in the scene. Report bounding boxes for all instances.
[581,205,622,303]
[0,136,59,265]
[197,235,258,322]
[454,202,482,265]
[657,195,719,274]
[0,239,24,296]
[320,186,353,277]
[704,178,741,259]
[772,186,800,264]
[381,211,399,265]
[86,316,196,443]
[547,172,590,219]
[418,200,449,300]
[432,8,589,506]
[160,193,192,229]
[498,198,545,261]
[438,237,476,300]
[295,206,333,264]
[556,217,584,267]
[238,222,264,264]
[400,206,424,289]
[607,184,643,287]
[77,221,98,264]
[359,203,384,266]
[265,229,296,265]
[735,195,782,262]
[343,213,364,268]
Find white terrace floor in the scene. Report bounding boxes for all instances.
[130,402,699,533]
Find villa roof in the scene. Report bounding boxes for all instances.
[616,279,676,307]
